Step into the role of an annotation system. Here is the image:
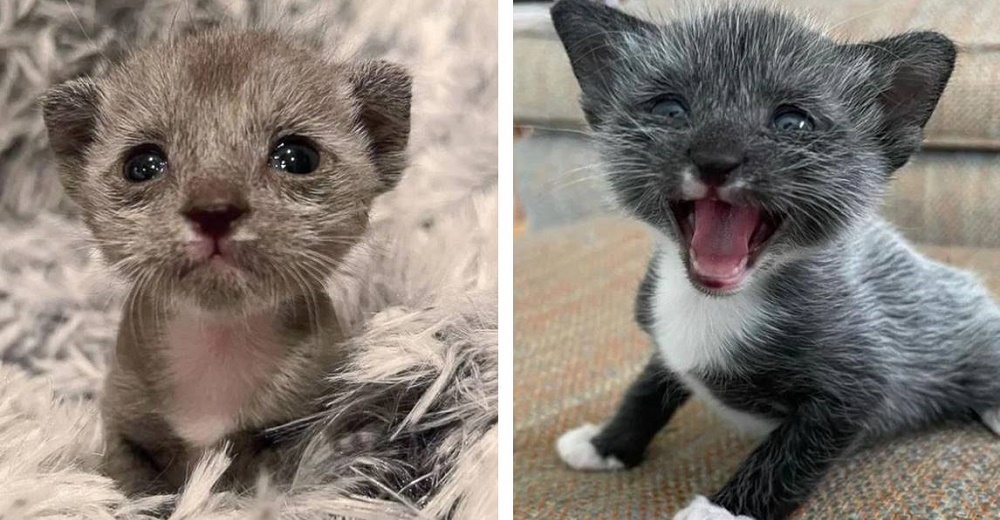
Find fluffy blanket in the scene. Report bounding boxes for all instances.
[0,0,498,518]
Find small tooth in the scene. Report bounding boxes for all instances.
[687,211,695,227]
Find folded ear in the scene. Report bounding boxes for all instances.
[848,32,956,170]
[40,78,101,199]
[41,78,101,163]
[550,0,658,125]
[347,60,412,192]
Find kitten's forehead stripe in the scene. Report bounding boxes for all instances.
[181,35,258,97]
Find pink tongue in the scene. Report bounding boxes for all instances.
[690,199,761,279]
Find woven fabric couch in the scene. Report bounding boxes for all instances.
[513,0,1000,517]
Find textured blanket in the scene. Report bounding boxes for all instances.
[0,0,497,518]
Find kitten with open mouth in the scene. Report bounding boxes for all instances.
[550,1,1000,519]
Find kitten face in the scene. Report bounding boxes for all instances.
[551,0,954,295]
[42,30,411,310]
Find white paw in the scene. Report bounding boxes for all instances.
[555,423,624,471]
[673,496,756,520]
[982,408,1000,436]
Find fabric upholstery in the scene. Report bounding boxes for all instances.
[884,152,1000,248]
[513,216,1000,518]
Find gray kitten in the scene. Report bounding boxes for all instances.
[41,28,410,495]
[550,1,999,519]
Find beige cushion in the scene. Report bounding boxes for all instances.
[514,216,1000,518]
[514,0,1000,149]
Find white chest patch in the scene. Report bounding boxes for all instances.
[162,307,284,447]
[649,239,778,435]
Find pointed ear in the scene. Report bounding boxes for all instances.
[849,32,956,170]
[347,60,412,192]
[40,78,102,200]
[550,0,658,125]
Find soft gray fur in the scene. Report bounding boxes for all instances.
[551,1,999,519]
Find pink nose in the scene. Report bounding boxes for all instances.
[183,204,246,239]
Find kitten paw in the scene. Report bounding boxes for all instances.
[556,423,624,471]
[981,408,1000,436]
[673,496,755,520]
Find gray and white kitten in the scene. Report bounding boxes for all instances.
[550,1,1000,519]
[41,27,410,495]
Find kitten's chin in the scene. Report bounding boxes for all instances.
[167,255,268,311]
[175,273,259,311]
[668,198,780,296]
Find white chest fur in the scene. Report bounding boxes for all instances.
[648,239,778,435]
[162,307,285,447]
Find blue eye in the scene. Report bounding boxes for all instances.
[650,97,689,120]
[772,107,815,132]
[123,146,167,183]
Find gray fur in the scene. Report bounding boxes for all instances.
[551,1,999,519]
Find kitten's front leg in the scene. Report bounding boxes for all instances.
[557,356,690,470]
[101,430,175,496]
[678,402,860,520]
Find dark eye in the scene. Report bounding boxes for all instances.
[772,107,815,132]
[123,146,167,183]
[650,96,689,120]
[269,136,320,174]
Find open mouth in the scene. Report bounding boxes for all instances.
[669,198,781,292]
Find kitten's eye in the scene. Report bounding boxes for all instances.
[650,96,689,120]
[772,107,815,132]
[269,136,320,175]
[123,146,167,183]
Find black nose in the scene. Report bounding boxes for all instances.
[688,145,743,186]
[184,204,246,239]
